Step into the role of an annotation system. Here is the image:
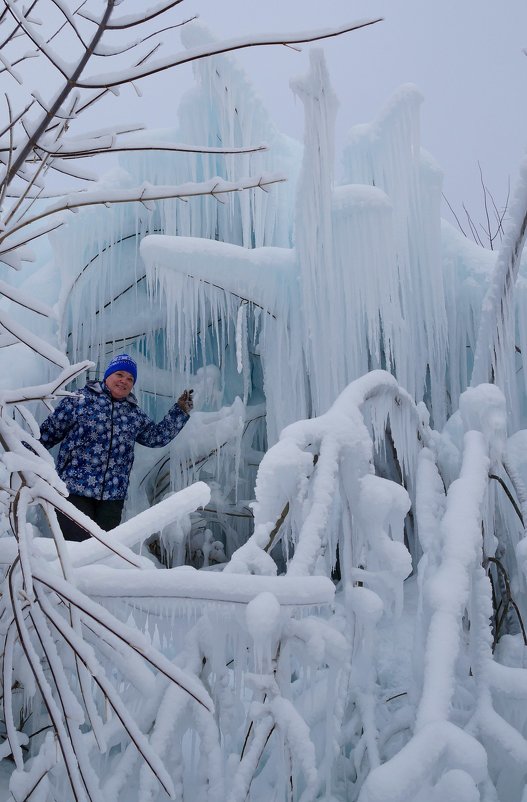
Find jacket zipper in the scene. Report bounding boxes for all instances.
[100,398,115,500]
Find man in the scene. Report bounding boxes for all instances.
[40,354,193,541]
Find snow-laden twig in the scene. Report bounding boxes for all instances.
[44,502,107,752]
[368,384,518,800]
[79,0,191,31]
[36,584,176,800]
[227,370,426,581]
[471,157,527,390]
[77,20,383,89]
[0,360,92,405]
[467,566,527,763]
[32,565,214,711]
[1,174,286,245]
[7,559,90,802]
[37,136,269,159]
[0,309,69,368]
[416,430,490,730]
[2,620,23,768]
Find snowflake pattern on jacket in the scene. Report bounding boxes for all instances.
[40,381,189,501]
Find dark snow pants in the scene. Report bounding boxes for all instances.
[56,494,124,542]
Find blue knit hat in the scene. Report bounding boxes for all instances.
[103,354,137,384]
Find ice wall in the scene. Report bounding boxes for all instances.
[24,29,527,554]
[142,234,308,447]
[120,21,300,250]
[49,20,301,385]
[48,35,511,440]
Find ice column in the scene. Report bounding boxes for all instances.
[341,86,448,426]
[291,49,341,417]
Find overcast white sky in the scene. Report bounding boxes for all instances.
[116,0,527,233]
[8,1,525,233]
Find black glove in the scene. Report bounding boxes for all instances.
[177,389,193,414]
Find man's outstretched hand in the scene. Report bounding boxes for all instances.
[177,389,194,414]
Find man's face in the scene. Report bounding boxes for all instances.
[105,370,134,400]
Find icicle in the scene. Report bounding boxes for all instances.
[236,301,245,375]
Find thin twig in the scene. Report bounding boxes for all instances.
[442,192,468,238]
[488,473,523,525]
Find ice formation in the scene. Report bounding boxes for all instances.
[2,15,527,802]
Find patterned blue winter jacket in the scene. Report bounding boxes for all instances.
[40,381,189,501]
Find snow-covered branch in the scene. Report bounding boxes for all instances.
[227,371,425,580]
[78,19,383,89]
[1,174,286,246]
[471,156,527,389]
[37,137,269,159]
[79,0,186,30]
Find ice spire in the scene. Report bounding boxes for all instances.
[341,85,448,426]
[291,49,340,417]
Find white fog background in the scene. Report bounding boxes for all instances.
[79,0,527,230]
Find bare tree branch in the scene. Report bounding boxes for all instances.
[0,94,14,211]
[463,202,484,247]
[91,17,200,58]
[442,191,468,238]
[478,161,494,248]
[0,98,35,140]
[36,138,268,159]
